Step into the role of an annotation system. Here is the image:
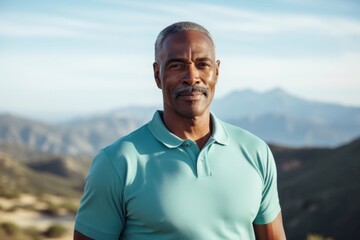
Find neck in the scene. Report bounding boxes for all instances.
[162,110,212,149]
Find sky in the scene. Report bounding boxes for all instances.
[0,0,359,121]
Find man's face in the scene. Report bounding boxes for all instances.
[153,30,220,119]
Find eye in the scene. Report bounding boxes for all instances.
[168,63,185,70]
[196,62,212,69]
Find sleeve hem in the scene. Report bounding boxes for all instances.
[75,221,119,240]
[253,206,281,225]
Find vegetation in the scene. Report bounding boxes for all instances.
[1,222,21,236]
[272,137,360,240]
[44,224,68,238]
[0,221,68,240]
[307,233,335,240]
[0,153,84,198]
[61,199,79,215]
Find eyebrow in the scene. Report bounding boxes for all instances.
[165,57,213,66]
[165,58,187,66]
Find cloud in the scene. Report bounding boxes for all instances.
[1,1,359,41]
[0,11,152,38]
[0,0,359,113]
[204,7,360,36]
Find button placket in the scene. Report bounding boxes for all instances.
[197,148,211,177]
[182,141,198,173]
[181,140,212,177]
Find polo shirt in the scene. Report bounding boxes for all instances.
[75,110,281,240]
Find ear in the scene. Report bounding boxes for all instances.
[215,60,220,83]
[153,62,162,89]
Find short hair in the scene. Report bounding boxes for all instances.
[154,21,215,62]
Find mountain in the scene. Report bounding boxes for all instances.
[271,137,360,240]
[1,88,359,155]
[0,112,147,155]
[211,88,360,147]
[212,88,359,122]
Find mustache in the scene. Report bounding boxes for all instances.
[172,85,209,98]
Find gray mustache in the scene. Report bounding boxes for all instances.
[173,86,209,98]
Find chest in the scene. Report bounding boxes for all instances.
[122,145,263,237]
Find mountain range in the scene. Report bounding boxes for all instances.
[1,88,359,155]
[211,88,360,147]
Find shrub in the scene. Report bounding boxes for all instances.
[61,200,79,214]
[307,233,335,240]
[0,187,21,199]
[23,226,42,240]
[0,221,21,235]
[0,227,5,239]
[41,202,61,216]
[44,224,67,238]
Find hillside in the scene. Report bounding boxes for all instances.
[0,143,91,198]
[0,113,146,155]
[1,89,360,156]
[271,138,360,240]
[0,153,83,198]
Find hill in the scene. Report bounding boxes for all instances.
[0,88,359,155]
[271,138,360,240]
[0,153,83,198]
[0,143,91,198]
[0,112,146,155]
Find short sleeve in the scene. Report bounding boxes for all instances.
[253,145,281,224]
[75,150,125,239]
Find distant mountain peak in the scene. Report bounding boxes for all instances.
[265,87,287,95]
[224,88,289,99]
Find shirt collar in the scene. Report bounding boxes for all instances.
[210,112,230,146]
[147,110,229,148]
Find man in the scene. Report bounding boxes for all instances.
[74,21,286,240]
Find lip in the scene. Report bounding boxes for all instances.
[177,91,204,100]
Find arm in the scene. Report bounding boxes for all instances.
[74,150,125,239]
[253,212,286,240]
[74,230,93,240]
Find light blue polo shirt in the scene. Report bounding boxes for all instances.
[75,110,281,240]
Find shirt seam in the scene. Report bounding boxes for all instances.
[101,147,126,222]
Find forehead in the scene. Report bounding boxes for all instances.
[160,30,215,60]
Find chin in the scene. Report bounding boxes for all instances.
[179,105,210,118]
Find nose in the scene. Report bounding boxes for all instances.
[183,63,200,85]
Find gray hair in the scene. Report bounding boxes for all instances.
[154,21,215,62]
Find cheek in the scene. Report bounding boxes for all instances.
[162,83,174,98]
[207,73,218,87]
[202,70,217,81]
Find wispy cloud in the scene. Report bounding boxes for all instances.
[0,0,359,116]
[196,5,360,36]
[1,2,359,39]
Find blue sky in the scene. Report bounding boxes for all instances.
[1,0,359,121]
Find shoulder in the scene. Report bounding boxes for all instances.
[217,119,274,177]
[103,123,151,157]
[220,119,269,152]
[92,122,159,185]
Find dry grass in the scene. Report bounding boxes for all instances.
[0,193,78,240]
